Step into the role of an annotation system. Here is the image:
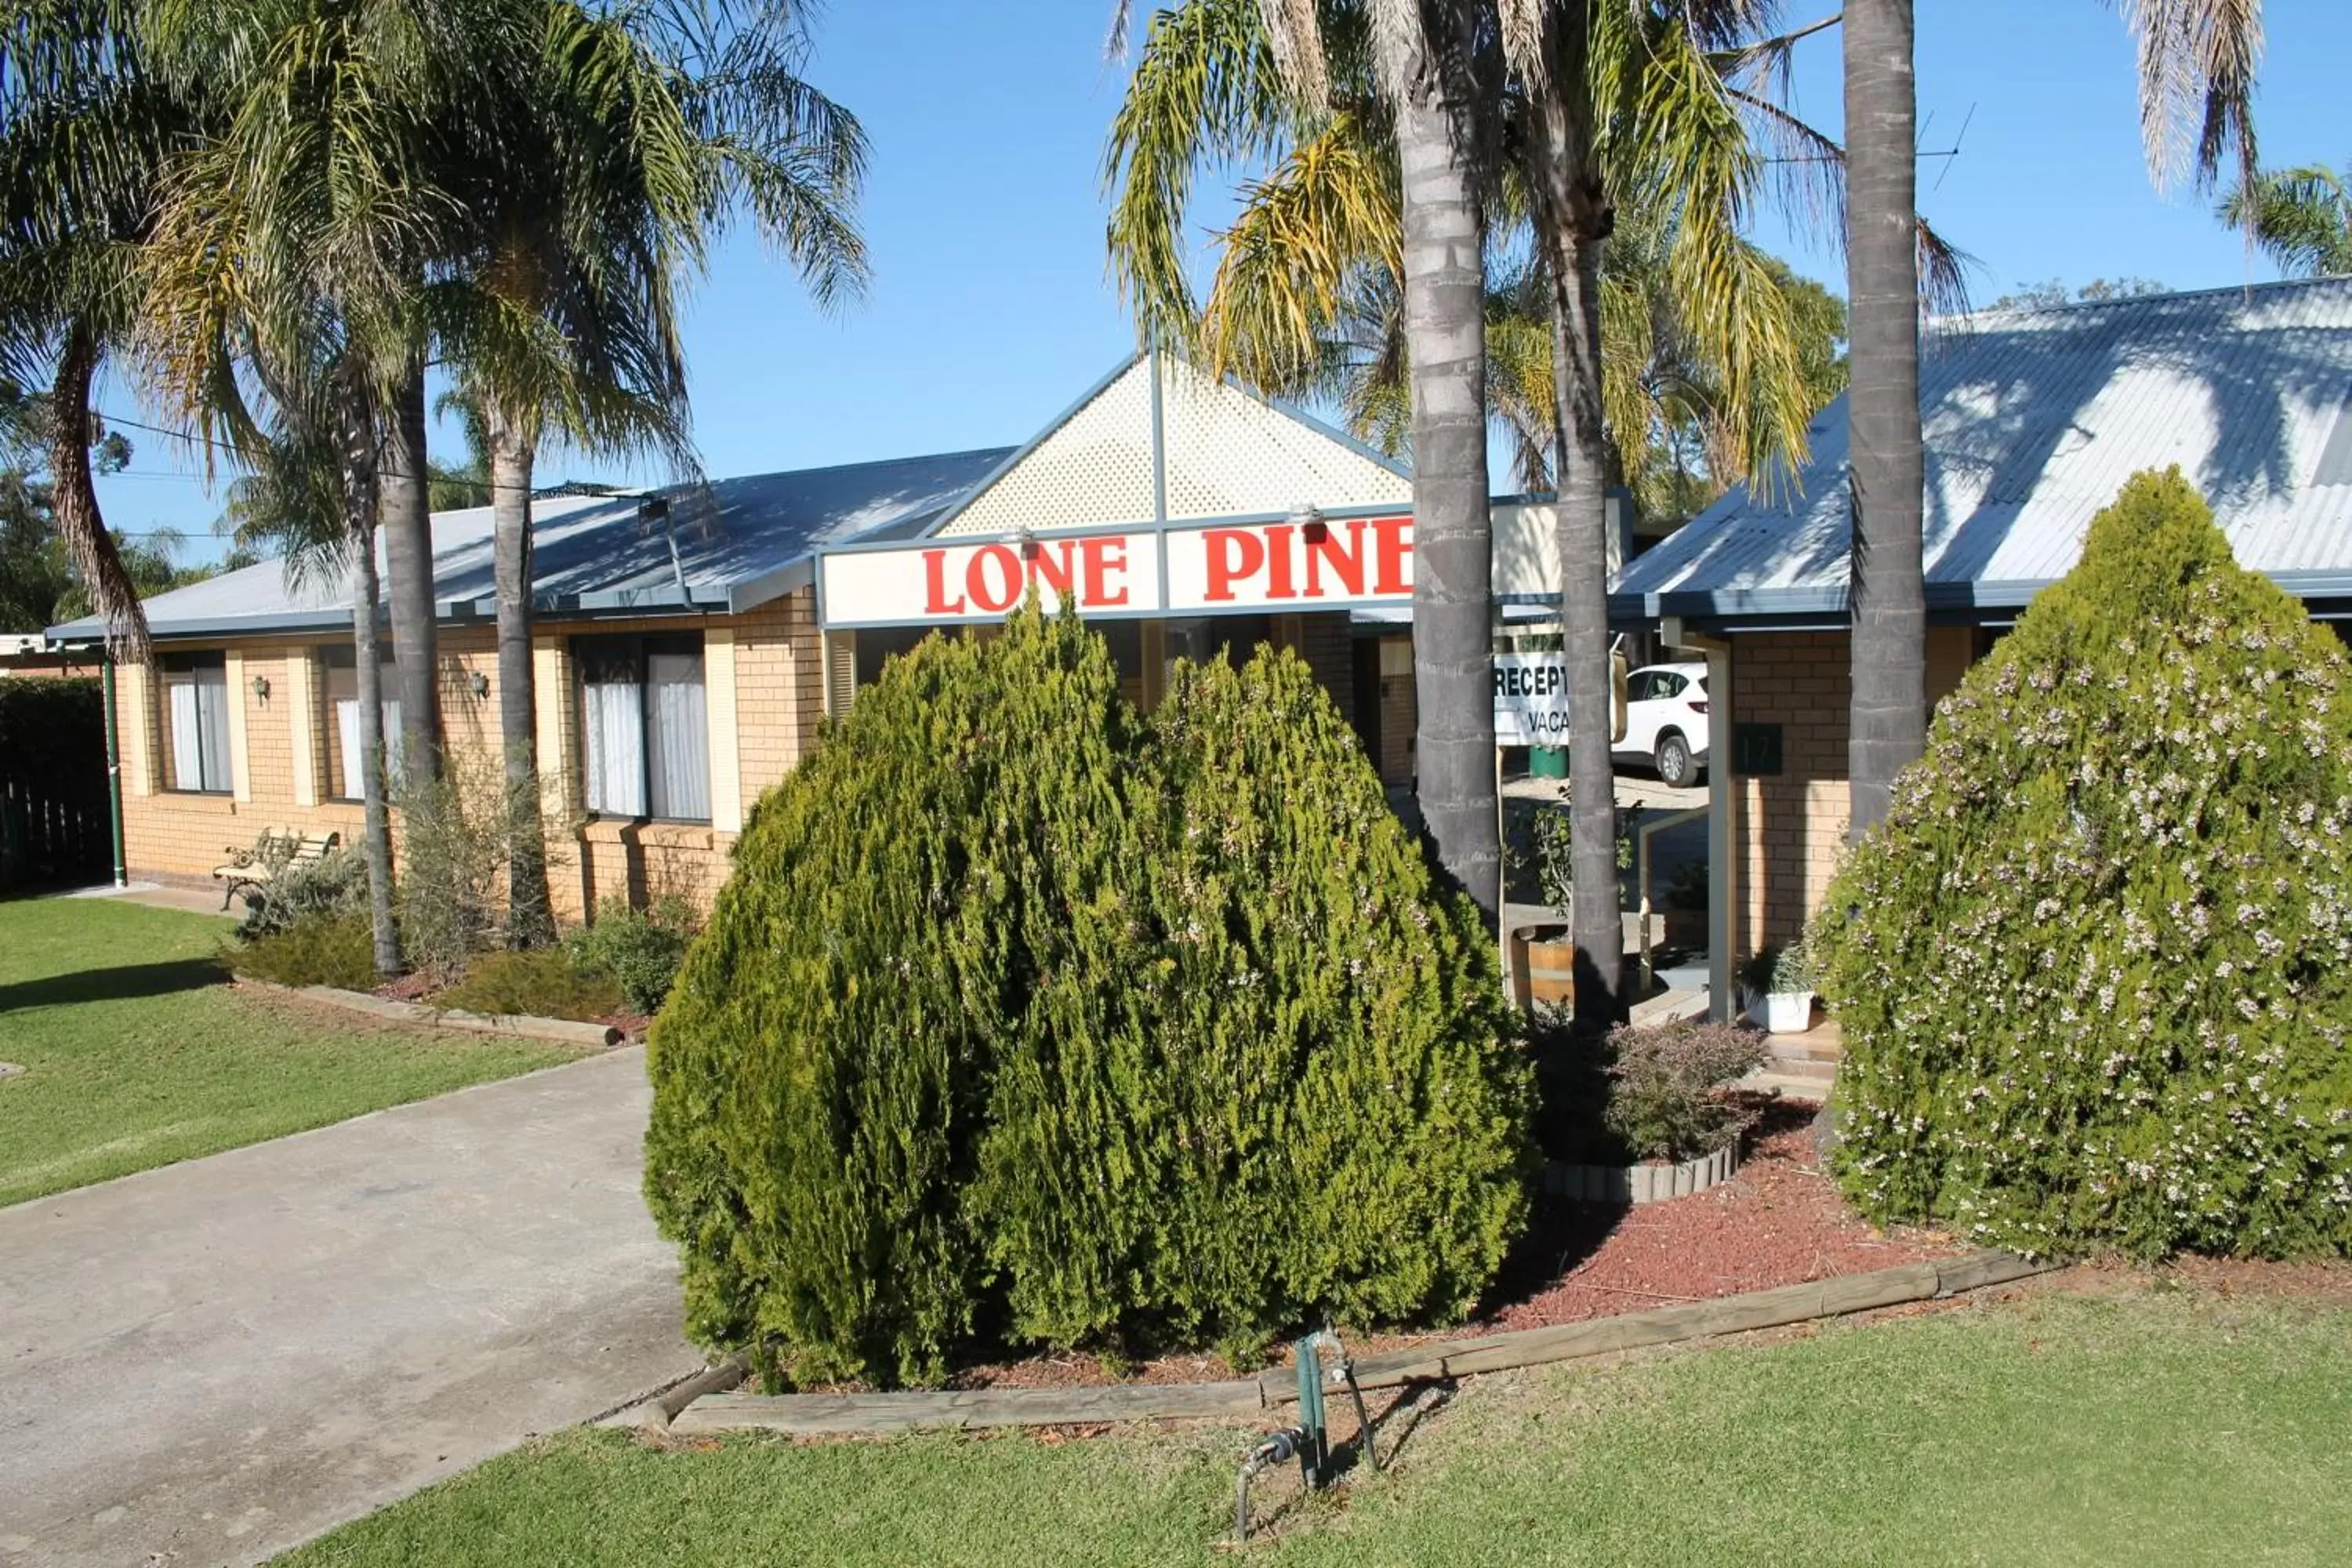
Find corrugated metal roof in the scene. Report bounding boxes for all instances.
[49,447,1014,642]
[1615,278,2352,619]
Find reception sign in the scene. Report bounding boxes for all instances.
[819,513,1414,627]
[1493,652,1570,746]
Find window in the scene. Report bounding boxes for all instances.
[578,635,709,821]
[162,653,233,793]
[1624,670,1659,704]
[319,647,404,801]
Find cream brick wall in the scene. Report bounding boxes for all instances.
[1729,626,1984,958]
[116,589,827,920]
[1729,631,1852,958]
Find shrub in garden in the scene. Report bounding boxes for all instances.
[977,649,1533,1356]
[1819,468,2352,1259]
[437,949,624,1021]
[234,845,370,940]
[1599,1018,1766,1162]
[644,612,1535,1386]
[394,749,549,980]
[562,896,697,1014]
[1526,1009,1764,1163]
[646,611,1142,1386]
[223,913,376,990]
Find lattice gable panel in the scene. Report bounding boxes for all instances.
[936,358,1410,537]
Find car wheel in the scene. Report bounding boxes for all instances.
[1656,731,1695,788]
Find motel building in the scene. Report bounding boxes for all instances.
[52,278,2352,1020]
[56,351,1618,933]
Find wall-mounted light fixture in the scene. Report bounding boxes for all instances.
[250,673,270,701]
[470,670,491,699]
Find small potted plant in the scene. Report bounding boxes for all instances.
[1763,937,1817,1035]
[1737,946,1777,1022]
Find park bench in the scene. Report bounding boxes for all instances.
[212,827,342,911]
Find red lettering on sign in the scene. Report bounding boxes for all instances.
[1261,523,1298,600]
[968,544,1023,612]
[923,550,967,615]
[1305,518,1367,598]
[1023,539,1079,599]
[1081,535,1131,607]
[1372,514,1412,595]
[1204,528,1265,602]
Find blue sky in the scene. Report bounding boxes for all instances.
[94,0,2352,568]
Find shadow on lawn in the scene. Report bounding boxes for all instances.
[0,955,225,1014]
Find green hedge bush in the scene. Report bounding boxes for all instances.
[644,611,1533,1386]
[437,949,626,1022]
[223,913,376,991]
[1820,469,2352,1259]
[562,896,697,1014]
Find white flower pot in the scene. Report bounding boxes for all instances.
[1765,989,1816,1034]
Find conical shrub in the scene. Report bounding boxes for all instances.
[644,611,1138,1386]
[647,613,1535,1385]
[1820,468,2352,1258]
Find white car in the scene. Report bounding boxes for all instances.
[1616,662,1710,787]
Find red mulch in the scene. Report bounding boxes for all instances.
[931,1097,1960,1393]
[372,973,437,1004]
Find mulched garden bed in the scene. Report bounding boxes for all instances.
[932,1096,1963,1394]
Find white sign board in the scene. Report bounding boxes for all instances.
[818,514,1414,627]
[1494,652,1570,747]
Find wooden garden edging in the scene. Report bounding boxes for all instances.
[665,1248,2058,1438]
[237,978,622,1048]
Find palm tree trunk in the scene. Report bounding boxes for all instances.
[488,408,554,947]
[1529,81,1627,1030]
[1843,0,1926,837]
[380,361,441,786]
[46,318,147,655]
[333,376,401,977]
[1396,34,1501,925]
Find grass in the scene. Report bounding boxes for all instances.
[0,896,577,1207]
[276,1283,2352,1566]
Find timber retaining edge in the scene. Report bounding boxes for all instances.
[665,1248,2059,1437]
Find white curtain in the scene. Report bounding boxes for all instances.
[645,652,708,821]
[334,694,404,799]
[583,673,646,817]
[169,677,207,792]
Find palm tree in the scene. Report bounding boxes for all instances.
[137,0,549,973]
[1473,2,1835,1025]
[1841,0,2262,837]
[434,0,867,945]
[214,353,405,974]
[0,0,198,655]
[2222,161,2352,278]
[1109,0,1507,921]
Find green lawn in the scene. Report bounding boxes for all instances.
[278,1283,2352,1567]
[0,896,576,1206]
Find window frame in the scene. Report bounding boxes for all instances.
[158,652,233,796]
[573,631,711,825]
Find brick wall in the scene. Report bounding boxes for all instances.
[116,590,826,920]
[1728,624,1981,956]
[1729,631,1851,956]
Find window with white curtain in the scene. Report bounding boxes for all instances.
[161,653,233,793]
[578,635,709,821]
[319,647,404,801]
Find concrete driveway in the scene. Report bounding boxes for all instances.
[0,1045,699,1568]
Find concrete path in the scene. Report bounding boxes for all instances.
[0,1046,699,1568]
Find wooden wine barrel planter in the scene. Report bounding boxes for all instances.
[1509,925,1578,1008]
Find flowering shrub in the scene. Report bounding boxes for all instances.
[1820,469,2352,1259]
